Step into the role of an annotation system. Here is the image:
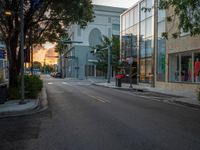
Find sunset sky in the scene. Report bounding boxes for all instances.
[33,43,58,65]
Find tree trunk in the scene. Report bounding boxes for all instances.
[8,34,20,88]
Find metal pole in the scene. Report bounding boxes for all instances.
[129,34,133,88]
[19,0,25,104]
[85,53,88,79]
[152,0,158,87]
[76,57,79,79]
[107,45,111,83]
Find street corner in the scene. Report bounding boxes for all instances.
[0,87,48,119]
[0,98,39,118]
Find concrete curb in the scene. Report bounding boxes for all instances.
[93,83,200,109]
[0,87,48,119]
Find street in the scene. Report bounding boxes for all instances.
[0,76,200,150]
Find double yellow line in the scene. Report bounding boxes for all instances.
[82,91,110,103]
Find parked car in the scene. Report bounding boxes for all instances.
[54,72,62,78]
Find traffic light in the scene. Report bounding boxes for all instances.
[90,48,100,54]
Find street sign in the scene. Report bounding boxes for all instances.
[66,56,76,59]
[0,49,6,59]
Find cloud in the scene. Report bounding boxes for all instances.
[33,43,58,65]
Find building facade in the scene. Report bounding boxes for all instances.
[64,5,126,79]
[120,0,200,97]
[120,0,156,85]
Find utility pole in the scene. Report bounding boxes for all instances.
[19,0,25,104]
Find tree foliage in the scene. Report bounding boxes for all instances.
[94,35,120,73]
[0,0,94,88]
[159,0,200,36]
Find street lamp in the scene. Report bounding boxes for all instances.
[93,45,112,83]
[59,39,82,79]
[4,11,12,16]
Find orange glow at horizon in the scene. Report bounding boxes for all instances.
[33,44,58,65]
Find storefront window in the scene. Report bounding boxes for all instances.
[169,52,200,83]
[140,21,145,37]
[145,38,152,57]
[180,53,192,82]
[146,17,152,37]
[157,38,165,81]
[140,40,145,58]
[194,52,200,83]
[145,57,152,82]
[169,54,179,82]
[140,59,145,82]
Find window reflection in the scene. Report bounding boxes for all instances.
[140,1,146,21]
[146,18,152,37]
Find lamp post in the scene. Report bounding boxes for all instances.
[60,39,82,79]
[129,34,133,88]
[19,0,25,104]
[94,45,111,83]
[107,45,111,83]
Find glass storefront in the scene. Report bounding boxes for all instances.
[169,51,200,83]
[121,0,153,84]
[156,2,166,81]
[139,0,153,83]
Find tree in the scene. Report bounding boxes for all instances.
[94,35,120,75]
[0,0,94,89]
[33,61,42,69]
[159,0,200,37]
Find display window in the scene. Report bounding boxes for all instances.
[181,53,192,82]
[194,52,200,82]
[140,59,145,82]
[169,51,200,83]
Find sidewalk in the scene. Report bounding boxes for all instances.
[0,99,39,117]
[88,78,200,108]
[0,87,48,118]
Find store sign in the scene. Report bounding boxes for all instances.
[0,49,6,59]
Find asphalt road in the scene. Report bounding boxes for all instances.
[0,76,200,150]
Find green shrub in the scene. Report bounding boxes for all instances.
[24,75,43,98]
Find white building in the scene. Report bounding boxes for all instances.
[64,5,126,79]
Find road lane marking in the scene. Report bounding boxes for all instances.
[48,82,53,85]
[62,82,73,86]
[96,96,111,103]
[79,90,110,103]
[87,95,106,103]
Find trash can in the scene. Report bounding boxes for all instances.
[0,84,7,104]
[115,74,124,87]
[115,78,118,86]
[117,78,121,87]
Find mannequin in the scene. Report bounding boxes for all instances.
[188,58,192,81]
[194,58,200,82]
